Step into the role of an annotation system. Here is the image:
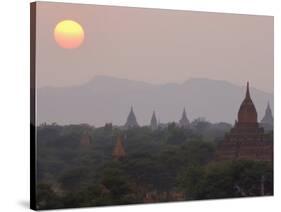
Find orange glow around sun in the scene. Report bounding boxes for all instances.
[54,20,84,49]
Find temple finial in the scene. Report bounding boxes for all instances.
[246,81,250,99]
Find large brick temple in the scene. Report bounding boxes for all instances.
[216,82,273,161]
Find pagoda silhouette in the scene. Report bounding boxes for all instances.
[178,108,190,129]
[150,111,158,130]
[216,82,273,161]
[124,106,139,129]
[260,102,273,131]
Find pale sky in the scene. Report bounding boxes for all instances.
[36,2,274,93]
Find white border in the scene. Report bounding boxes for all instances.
[0,0,280,211]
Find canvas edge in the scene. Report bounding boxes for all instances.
[30,1,37,211]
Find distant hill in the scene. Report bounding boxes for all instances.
[37,76,273,126]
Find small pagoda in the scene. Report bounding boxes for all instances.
[179,108,190,129]
[150,111,158,130]
[260,102,273,131]
[124,106,139,129]
[112,135,126,160]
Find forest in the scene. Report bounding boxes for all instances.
[36,120,273,210]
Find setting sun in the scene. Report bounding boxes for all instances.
[54,20,84,49]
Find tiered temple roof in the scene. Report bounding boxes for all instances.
[216,82,273,161]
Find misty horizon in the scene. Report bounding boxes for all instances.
[37,74,273,95]
[37,76,273,127]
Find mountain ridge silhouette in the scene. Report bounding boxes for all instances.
[37,75,273,126]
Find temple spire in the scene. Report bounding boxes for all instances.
[150,110,158,130]
[238,82,257,124]
[179,107,190,129]
[246,81,250,99]
[267,101,271,111]
[261,101,273,130]
[124,106,139,129]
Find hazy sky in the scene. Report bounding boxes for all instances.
[36,2,273,93]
